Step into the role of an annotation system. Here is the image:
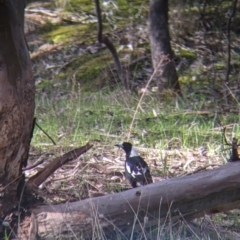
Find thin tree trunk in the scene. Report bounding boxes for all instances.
[0,0,35,219]
[19,162,240,239]
[149,0,181,94]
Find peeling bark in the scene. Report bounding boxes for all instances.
[0,0,34,218]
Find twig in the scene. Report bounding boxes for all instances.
[22,156,45,171]
[94,0,125,88]
[222,126,230,146]
[201,0,207,14]
[2,175,23,191]
[224,83,240,108]
[222,125,240,162]
[127,58,165,141]
[30,117,36,140]
[35,120,56,145]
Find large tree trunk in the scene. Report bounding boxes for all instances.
[0,0,35,219]
[149,0,181,94]
[19,162,240,239]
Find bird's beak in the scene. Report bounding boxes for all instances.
[115,143,123,148]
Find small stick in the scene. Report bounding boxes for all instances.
[222,127,231,146]
[22,157,45,171]
[222,126,240,162]
[35,121,56,145]
[127,58,166,141]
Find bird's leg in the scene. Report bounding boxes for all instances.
[130,179,137,188]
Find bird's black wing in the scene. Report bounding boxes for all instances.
[126,156,153,185]
[138,157,153,185]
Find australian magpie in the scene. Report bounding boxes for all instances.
[115,142,153,188]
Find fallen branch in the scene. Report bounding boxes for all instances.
[20,162,240,239]
[27,143,93,187]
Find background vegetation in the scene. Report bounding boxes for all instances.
[24,0,240,238]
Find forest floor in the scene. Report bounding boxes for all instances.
[24,1,240,239]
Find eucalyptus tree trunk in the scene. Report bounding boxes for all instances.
[149,0,181,94]
[0,0,35,219]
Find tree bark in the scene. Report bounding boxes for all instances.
[0,0,35,219]
[19,162,240,239]
[149,0,181,94]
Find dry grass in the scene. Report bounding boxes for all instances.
[26,139,224,204]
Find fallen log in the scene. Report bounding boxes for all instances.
[20,162,240,239]
[27,143,93,187]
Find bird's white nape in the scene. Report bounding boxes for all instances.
[129,147,139,157]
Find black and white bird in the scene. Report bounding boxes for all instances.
[115,142,153,188]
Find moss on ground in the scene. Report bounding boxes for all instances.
[45,23,96,44]
[66,0,94,12]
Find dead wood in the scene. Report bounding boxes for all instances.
[20,162,240,239]
[27,143,93,188]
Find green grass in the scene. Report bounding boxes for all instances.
[33,84,240,158]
